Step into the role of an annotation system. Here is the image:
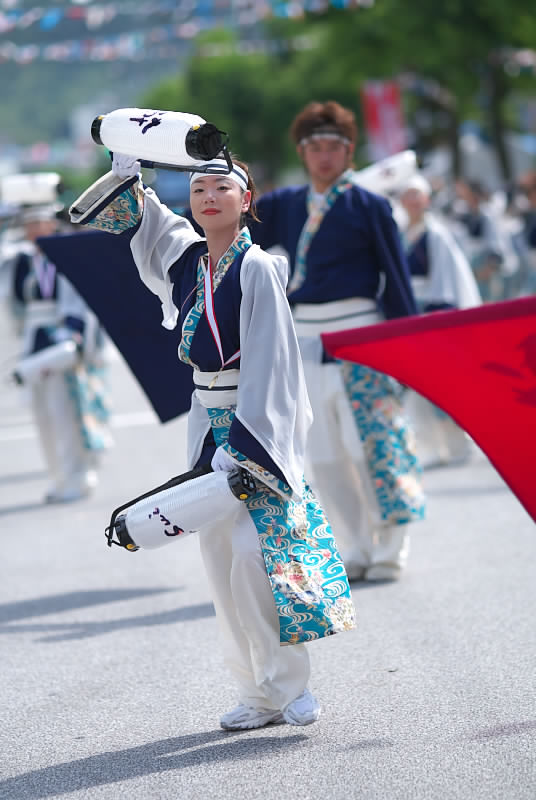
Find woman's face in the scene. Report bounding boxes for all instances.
[190,174,251,234]
[400,188,429,222]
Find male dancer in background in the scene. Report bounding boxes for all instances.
[248,100,426,581]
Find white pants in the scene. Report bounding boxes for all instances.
[404,391,471,468]
[302,360,409,575]
[31,373,97,495]
[199,502,310,711]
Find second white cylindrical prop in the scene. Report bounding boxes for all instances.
[1,172,61,206]
[353,150,417,196]
[91,108,220,169]
[122,470,242,550]
[14,340,78,385]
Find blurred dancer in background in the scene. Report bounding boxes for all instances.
[249,100,426,582]
[451,179,515,302]
[10,202,111,503]
[515,171,536,295]
[398,174,481,468]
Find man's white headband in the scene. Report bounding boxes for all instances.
[190,160,249,192]
[299,132,351,147]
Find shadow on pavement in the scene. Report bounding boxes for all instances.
[343,738,394,750]
[0,500,47,514]
[471,720,536,740]
[0,730,309,799]
[0,470,47,485]
[0,602,216,642]
[0,589,175,623]
[349,580,399,591]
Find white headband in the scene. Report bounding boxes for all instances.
[20,202,63,223]
[190,160,249,192]
[299,132,351,147]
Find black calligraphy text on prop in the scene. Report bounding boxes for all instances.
[105,465,256,551]
[91,108,232,175]
[322,297,536,522]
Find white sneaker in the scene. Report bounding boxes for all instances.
[282,689,321,726]
[220,704,284,731]
[365,564,401,582]
[45,485,92,504]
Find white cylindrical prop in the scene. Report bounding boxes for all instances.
[14,340,78,385]
[353,150,417,197]
[1,173,61,206]
[119,470,242,550]
[91,108,226,168]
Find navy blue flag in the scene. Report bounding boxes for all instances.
[38,228,194,423]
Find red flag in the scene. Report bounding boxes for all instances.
[322,298,536,522]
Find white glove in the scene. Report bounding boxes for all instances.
[111,152,141,180]
[211,446,236,473]
[52,326,73,343]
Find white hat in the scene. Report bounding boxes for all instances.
[1,172,62,206]
[400,174,432,197]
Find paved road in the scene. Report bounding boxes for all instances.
[0,302,535,800]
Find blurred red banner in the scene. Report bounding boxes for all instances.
[361,80,407,161]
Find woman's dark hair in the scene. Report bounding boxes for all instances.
[232,157,260,223]
[290,101,358,146]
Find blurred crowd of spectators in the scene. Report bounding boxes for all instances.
[420,170,536,302]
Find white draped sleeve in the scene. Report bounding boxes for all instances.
[231,245,313,499]
[420,214,482,309]
[130,187,204,330]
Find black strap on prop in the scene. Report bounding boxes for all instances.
[105,463,213,548]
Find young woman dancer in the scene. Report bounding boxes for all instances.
[69,149,355,730]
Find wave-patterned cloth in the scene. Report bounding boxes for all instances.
[65,364,113,451]
[179,229,251,368]
[340,361,426,524]
[207,405,356,646]
[83,182,144,234]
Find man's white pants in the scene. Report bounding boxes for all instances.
[302,360,409,576]
[31,373,97,495]
[404,391,471,468]
[199,501,310,711]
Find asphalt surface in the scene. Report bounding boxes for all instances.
[0,298,535,800]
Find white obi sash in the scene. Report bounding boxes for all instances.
[25,299,59,329]
[193,368,240,408]
[293,298,382,363]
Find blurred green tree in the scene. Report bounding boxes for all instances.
[310,0,536,179]
[141,3,536,181]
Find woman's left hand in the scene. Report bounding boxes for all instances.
[211,446,236,472]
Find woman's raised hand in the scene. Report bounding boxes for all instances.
[111,153,141,180]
